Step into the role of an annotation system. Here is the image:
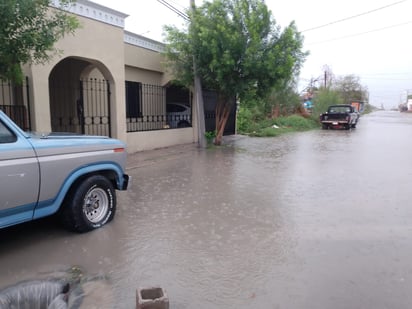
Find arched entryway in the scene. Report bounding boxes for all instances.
[49,57,113,136]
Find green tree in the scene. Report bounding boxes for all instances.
[0,0,79,83]
[333,74,368,104]
[164,0,307,145]
[311,88,343,119]
[266,81,301,118]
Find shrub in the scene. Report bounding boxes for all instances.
[237,106,265,134]
[311,89,343,121]
[246,114,318,137]
[274,114,318,130]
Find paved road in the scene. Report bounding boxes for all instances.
[1,110,412,309]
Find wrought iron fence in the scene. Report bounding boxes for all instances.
[0,77,31,131]
[126,83,192,132]
[125,84,236,134]
[0,77,233,136]
[49,78,111,136]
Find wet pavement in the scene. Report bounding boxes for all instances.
[1,110,412,308]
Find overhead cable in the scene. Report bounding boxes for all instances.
[167,0,188,11]
[157,0,190,21]
[306,20,412,45]
[302,0,407,32]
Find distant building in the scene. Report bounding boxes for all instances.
[407,99,412,111]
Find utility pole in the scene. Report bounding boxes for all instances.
[190,0,207,148]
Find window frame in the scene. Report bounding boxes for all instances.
[125,81,142,118]
[0,119,17,143]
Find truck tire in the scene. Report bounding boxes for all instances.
[60,175,116,233]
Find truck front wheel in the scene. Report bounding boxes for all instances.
[60,175,116,233]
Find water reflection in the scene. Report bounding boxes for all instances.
[113,145,297,308]
[2,111,412,308]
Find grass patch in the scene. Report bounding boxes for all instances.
[242,114,319,137]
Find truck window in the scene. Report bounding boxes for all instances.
[0,120,17,143]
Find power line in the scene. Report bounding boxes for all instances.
[157,0,190,21]
[306,20,412,45]
[362,77,412,81]
[302,0,407,32]
[360,72,412,76]
[167,0,188,11]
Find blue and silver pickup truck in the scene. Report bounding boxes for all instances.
[0,110,129,232]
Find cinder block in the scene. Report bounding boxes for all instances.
[136,287,169,309]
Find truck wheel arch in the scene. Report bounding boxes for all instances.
[33,164,124,220]
[59,174,116,232]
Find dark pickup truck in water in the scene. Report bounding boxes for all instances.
[320,104,359,130]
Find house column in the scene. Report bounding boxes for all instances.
[26,64,53,132]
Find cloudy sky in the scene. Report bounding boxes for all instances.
[93,0,412,109]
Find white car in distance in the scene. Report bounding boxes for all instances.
[166,103,191,128]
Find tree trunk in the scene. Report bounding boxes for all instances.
[214,94,232,145]
[271,105,280,118]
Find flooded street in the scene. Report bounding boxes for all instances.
[2,110,412,308]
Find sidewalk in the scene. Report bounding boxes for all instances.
[126,142,200,170]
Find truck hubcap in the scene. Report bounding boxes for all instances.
[83,187,109,223]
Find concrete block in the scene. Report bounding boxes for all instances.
[136,287,169,309]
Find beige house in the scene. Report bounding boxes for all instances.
[1,0,206,153]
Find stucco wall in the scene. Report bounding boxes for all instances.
[127,128,195,153]
[124,43,164,74]
[124,36,173,86]
[125,66,163,85]
[25,13,126,141]
[20,3,199,153]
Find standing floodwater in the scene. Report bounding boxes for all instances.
[1,111,412,309]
